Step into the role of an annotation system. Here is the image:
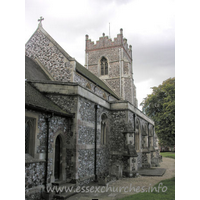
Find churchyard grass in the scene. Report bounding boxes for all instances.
[119,177,175,200]
[160,152,175,159]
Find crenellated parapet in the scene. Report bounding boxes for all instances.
[85,28,132,60]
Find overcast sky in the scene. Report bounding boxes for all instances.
[25,0,175,110]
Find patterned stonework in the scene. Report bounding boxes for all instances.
[25,162,45,189]
[25,29,73,82]
[46,95,78,113]
[110,111,127,152]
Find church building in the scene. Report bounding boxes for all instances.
[25,19,161,199]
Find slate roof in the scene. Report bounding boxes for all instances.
[25,81,73,117]
[76,61,120,99]
[25,56,51,81]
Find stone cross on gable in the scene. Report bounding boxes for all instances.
[38,16,44,24]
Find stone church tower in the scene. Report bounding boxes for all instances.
[85,28,138,107]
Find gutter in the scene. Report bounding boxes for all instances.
[25,104,75,118]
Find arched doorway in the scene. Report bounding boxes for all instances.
[54,135,61,180]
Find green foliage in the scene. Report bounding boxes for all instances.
[140,77,175,147]
[160,152,175,159]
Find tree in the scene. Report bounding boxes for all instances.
[140,77,175,147]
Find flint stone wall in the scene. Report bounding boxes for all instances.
[46,95,78,113]
[37,114,72,153]
[25,191,42,200]
[78,147,110,179]
[25,29,73,82]
[25,162,45,190]
[110,110,127,152]
[77,97,110,181]
[26,110,73,193]
[74,72,117,101]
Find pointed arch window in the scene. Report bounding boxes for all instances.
[25,117,35,156]
[101,57,108,75]
[25,121,30,154]
[101,113,108,145]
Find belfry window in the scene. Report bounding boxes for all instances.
[101,57,108,75]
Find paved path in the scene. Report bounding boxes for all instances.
[66,157,175,200]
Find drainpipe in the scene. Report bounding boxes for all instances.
[94,104,99,182]
[44,114,52,193]
[133,113,136,147]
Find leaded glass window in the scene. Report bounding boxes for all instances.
[101,113,107,145]
[25,117,35,155]
[25,122,30,153]
[101,57,108,75]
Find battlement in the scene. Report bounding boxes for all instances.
[85,29,132,59]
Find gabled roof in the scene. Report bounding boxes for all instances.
[26,24,74,62]
[25,81,73,117]
[25,56,51,81]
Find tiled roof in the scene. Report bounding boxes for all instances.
[25,56,51,81]
[25,81,73,117]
